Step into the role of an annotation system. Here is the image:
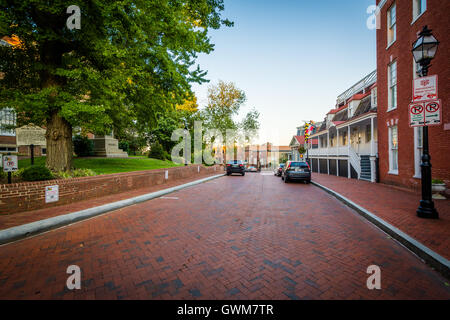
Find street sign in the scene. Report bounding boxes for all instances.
[16,124,47,147]
[45,185,59,203]
[412,75,438,103]
[424,100,442,126]
[409,100,441,127]
[409,102,425,127]
[2,155,18,172]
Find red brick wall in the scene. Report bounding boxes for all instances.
[0,165,222,215]
[0,135,16,145]
[376,0,450,190]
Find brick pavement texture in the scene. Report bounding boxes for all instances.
[0,171,221,230]
[312,173,450,260]
[0,173,449,300]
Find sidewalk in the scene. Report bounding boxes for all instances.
[0,172,222,231]
[312,173,450,261]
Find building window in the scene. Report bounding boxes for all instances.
[387,3,396,46]
[0,108,16,136]
[388,61,397,111]
[371,87,377,108]
[389,125,398,173]
[413,0,426,21]
[342,131,347,146]
[366,125,371,143]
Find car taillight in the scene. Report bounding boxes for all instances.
[227,164,231,167]
[239,164,243,167]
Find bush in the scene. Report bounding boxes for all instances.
[53,168,97,179]
[119,141,129,154]
[73,135,94,157]
[148,142,168,160]
[21,165,54,181]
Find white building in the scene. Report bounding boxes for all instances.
[308,70,378,182]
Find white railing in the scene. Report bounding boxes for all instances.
[349,147,361,178]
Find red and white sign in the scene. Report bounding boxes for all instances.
[409,99,442,127]
[412,75,438,102]
[2,155,18,172]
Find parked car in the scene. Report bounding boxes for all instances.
[281,161,311,183]
[274,163,285,176]
[226,160,245,176]
[246,166,258,172]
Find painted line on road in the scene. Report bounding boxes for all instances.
[0,173,225,246]
[311,180,450,279]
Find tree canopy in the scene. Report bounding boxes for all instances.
[0,0,232,170]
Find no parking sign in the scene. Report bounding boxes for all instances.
[409,100,441,127]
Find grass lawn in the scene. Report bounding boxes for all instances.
[18,156,182,175]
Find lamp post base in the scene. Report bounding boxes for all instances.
[417,201,439,219]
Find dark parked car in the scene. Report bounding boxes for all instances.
[226,160,245,176]
[281,161,311,183]
[274,163,285,176]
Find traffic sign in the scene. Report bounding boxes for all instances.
[424,100,441,126]
[2,155,18,172]
[412,75,438,103]
[409,99,442,127]
[409,102,425,127]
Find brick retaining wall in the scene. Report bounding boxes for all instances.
[0,165,222,215]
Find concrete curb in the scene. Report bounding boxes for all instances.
[312,180,450,280]
[0,173,225,246]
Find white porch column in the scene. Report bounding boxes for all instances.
[347,125,351,179]
[370,117,376,183]
[336,129,340,177]
[317,136,321,174]
[327,132,330,175]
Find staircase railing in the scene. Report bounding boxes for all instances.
[349,147,361,179]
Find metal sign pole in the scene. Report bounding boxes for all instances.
[30,144,34,165]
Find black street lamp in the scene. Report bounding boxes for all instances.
[412,26,439,219]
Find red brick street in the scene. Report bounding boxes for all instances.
[0,173,448,300]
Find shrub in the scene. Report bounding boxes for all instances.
[21,165,54,181]
[53,168,97,179]
[72,168,96,177]
[73,135,94,157]
[119,141,129,154]
[148,141,167,160]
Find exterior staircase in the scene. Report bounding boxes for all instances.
[360,155,371,181]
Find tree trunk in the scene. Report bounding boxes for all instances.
[45,112,73,171]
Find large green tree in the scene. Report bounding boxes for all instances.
[0,0,231,170]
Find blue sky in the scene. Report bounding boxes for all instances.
[191,0,377,145]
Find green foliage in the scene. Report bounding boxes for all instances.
[432,179,444,184]
[0,0,232,163]
[118,141,129,154]
[21,165,54,181]
[298,146,306,154]
[148,141,169,160]
[18,156,181,175]
[73,135,94,157]
[201,81,260,142]
[54,168,97,179]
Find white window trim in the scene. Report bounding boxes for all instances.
[388,125,399,175]
[387,3,397,48]
[412,0,427,25]
[413,127,422,179]
[387,61,398,112]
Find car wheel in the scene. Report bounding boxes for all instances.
[306,179,311,184]
[284,175,289,183]
[242,172,245,176]
[226,172,231,176]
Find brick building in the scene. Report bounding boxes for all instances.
[376,0,450,191]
